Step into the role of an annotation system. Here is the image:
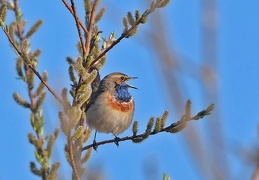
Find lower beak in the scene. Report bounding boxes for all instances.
[127,83,138,89]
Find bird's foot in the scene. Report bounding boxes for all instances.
[114,136,120,146]
[93,139,98,151]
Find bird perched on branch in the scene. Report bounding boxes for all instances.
[86,72,137,148]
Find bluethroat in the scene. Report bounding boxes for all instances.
[86,72,137,147]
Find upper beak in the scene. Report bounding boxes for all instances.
[126,76,138,89]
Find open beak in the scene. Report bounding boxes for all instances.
[126,77,138,89]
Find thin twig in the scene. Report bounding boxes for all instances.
[9,1,54,177]
[88,2,170,69]
[70,0,87,59]
[14,0,22,38]
[1,27,63,104]
[28,64,63,104]
[25,64,46,157]
[89,33,124,68]
[61,0,88,34]
[88,19,141,69]
[61,2,94,178]
[67,136,80,180]
[84,0,100,56]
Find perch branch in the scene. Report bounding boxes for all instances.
[82,105,215,151]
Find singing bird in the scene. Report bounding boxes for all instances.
[86,72,137,147]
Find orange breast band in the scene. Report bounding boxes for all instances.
[107,94,133,112]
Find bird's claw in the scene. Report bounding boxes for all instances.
[114,136,120,146]
[93,140,98,151]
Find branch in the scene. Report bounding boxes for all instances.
[81,119,182,151]
[89,0,170,68]
[84,0,99,57]
[82,103,215,151]
[88,17,142,69]
[61,0,88,34]
[28,64,63,104]
[67,137,80,180]
[14,0,22,38]
[70,0,87,59]
[1,27,63,104]
[89,31,126,68]
[1,1,60,177]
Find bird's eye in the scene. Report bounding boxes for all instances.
[120,76,125,81]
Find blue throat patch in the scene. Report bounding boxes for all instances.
[115,83,132,102]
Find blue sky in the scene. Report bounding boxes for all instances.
[1,0,259,179]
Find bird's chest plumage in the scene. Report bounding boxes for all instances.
[107,93,134,112]
[86,91,134,135]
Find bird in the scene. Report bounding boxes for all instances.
[86,72,137,148]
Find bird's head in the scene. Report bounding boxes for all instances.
[101,72,137,91]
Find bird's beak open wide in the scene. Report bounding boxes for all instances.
[126,77,138,89]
